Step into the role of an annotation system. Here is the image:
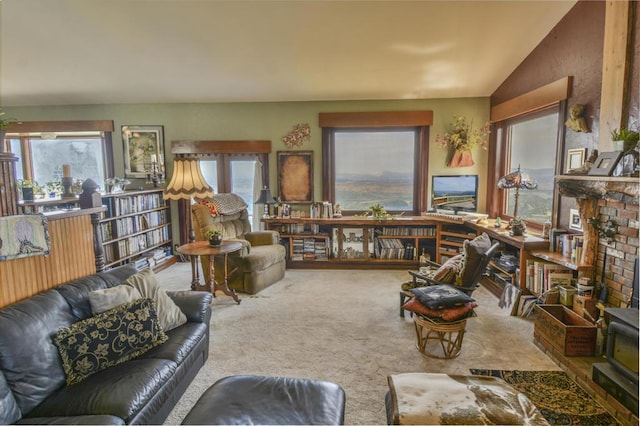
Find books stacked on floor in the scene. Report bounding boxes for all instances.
[141,248,169,269]
[134,256,150,271]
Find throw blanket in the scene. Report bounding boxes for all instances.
[387,372,548,425]
[0,214,50,261]
[211,193,248,215]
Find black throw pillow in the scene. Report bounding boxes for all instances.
[411,285,475,310]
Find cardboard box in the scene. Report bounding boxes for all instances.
[534,304,597,356]
[573,295,598,320]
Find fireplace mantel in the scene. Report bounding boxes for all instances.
[556,175,639,205]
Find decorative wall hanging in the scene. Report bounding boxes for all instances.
[436,116,490,168]
[122,125,165,178]
[0,214,50,261]
[277,151,313,204]
[564,104,590,133]
[281,123,310,148]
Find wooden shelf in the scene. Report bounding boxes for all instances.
[530,250,595,273]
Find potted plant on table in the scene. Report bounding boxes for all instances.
[205,229,223,247]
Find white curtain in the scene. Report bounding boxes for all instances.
[252,159,263,231]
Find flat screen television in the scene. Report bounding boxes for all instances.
[431,175,478,213]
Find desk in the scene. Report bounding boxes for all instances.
[177,240,243,304]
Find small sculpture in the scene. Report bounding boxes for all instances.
[565,104,590,133]
[334,203,342,218]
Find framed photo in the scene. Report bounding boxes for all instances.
[498,283,521,316]
[569,208,582,231]
[566,148,586,172]
[122,125,165,178]
[587,151,623,176]
[277,151,313,204]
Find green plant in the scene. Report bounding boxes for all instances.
[355,203,403,221]
[610,127,639,146]
[204,229,222,239]
[436,116,490,152]
[0,111,18,130]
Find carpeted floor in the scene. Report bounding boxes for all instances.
[157,263,560,425]
[470,369,617,425]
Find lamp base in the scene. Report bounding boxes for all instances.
[509,217,527,236]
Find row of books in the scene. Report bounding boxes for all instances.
[109,193,165,216]
[281,223,321,235]
[525,259,574,295]
[378,227,436,236]
[103,228,170,261]
[309,202,334,219]
[375,238,410,259]
[291,238,328,261]
[550,229,584,263]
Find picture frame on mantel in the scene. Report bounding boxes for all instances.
[587,151,623,176]
[566,148,586,173]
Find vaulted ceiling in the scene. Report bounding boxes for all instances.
[0,0,577,107]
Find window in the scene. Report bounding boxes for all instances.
[334,129,417,211]
[8,133,108,192]
[320,111,433,215]
[499,108,560,224]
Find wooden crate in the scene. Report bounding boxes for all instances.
[534,304,597,356]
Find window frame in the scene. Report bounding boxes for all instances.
[319,111,432,216]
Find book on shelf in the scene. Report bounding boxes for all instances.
[548,271,574,289]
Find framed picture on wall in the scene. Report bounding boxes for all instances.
[569,208,582,231]
[122,125,165,178]
[277,151,313,204]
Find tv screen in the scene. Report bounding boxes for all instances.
[431,175,478,212]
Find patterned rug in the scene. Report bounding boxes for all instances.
[470,369,617,425]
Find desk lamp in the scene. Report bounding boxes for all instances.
[255,186,274,218]
[163,158,214,243]
[497,165,538,236]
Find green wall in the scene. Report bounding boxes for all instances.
[4,98,490,239]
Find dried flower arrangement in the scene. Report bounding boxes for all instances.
[281,123,311,148]
[436,116,490,152]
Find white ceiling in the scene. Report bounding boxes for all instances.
[0,0,577,107]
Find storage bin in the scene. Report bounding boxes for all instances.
[534,304,597,356]
[558,285,577,307]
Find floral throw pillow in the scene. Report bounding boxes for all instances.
[52,298,167,386]
[197,199,219,217]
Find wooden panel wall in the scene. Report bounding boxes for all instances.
[0,214,97,308]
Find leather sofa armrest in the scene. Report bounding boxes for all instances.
[167,291,212,323]
[245,230,279,246]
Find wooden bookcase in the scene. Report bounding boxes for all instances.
[99,189,175,272]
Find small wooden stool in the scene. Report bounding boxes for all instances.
[413,314,468,359]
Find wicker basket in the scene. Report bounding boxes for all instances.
[413,314,468,359]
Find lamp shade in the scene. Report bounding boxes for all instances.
[163,158,214,200]
[255,187,273,204]
[497,166,538,190]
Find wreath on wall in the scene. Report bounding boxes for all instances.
[281,123,311,148]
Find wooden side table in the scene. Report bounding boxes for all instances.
[177,240,243,304]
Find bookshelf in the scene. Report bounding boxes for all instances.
[99,189,175,272]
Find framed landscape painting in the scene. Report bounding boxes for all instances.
[277,151,313,204]
[122,125,164,178]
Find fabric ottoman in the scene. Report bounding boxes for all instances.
[385,372,548,425]
[181,375,346,425]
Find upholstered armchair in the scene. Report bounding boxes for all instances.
[191,193,286,294]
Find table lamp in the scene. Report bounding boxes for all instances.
[497,164,538,236]
[255,186,274,218]
[163,158,214,242]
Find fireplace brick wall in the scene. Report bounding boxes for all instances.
[597,199,639,307]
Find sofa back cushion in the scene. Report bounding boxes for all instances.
[0,290,76,414]
[0,370,21,424]
[55,275,111,320]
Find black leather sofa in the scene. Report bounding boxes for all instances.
[0,264,212,425]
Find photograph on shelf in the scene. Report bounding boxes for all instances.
[122,125,165,178]
[569,208,582,231]
[587,151,623,176]
[277,151,313,204]
[566,148,586,173]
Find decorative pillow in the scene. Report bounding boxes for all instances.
[197,199,219,217]
[410,284,475,310]
[211,193,248,215]
[88,285,143,315]
[52,298,167,386]
[432,255,463,284]
[402,297,477,321]
[459,233,492,285]
[124,268,187,331]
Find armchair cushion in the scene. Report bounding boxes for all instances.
[459,233,492,285]
[432,255,462,284]
[410,285,475,310]
[245,231,279,246]
[402,297,477,321]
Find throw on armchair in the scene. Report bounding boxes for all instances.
[191,193,286,294]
